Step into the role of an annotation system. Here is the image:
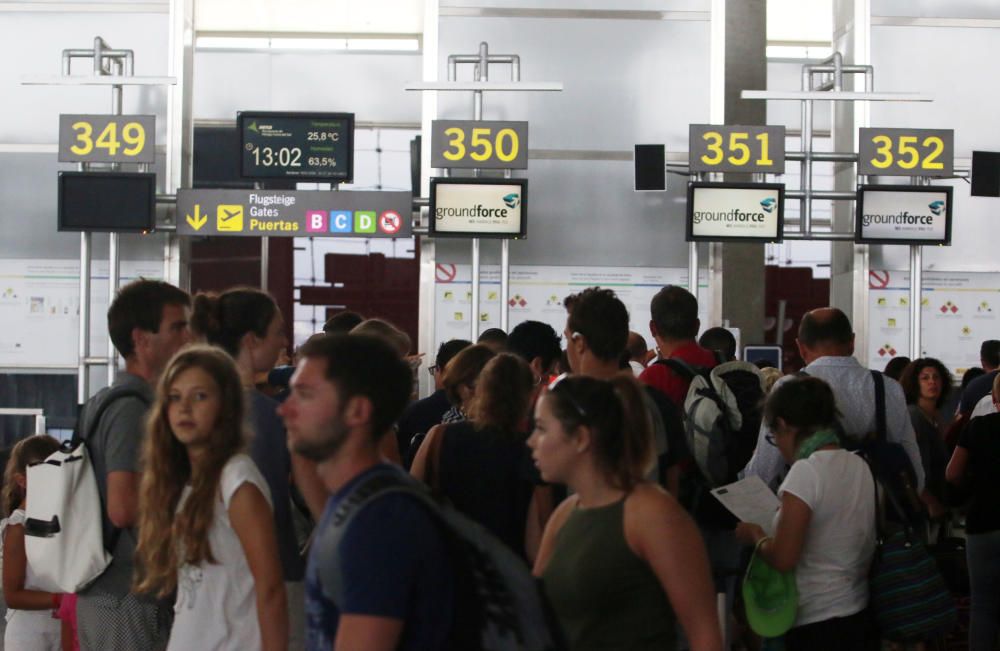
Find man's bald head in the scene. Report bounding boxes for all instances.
[797,307,854,361]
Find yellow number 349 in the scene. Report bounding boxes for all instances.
[70,121,146,157]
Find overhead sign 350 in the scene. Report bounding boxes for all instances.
[431,120,529,170]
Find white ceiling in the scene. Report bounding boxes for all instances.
[195,0,423,35]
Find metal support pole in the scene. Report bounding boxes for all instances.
[78,232,92,404]
[471,239,481,340]
[688,241,699,302]
[500,240,510,332]
[776,299,787,346]
[909,245,922,359]
[261,237,270,292]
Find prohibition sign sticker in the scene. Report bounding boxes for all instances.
[869,270,890,289]
[436,264,457,283]
[379,210,402,235]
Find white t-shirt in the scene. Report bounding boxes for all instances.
[2,509,61,641]
[971,393,997,419]
[167,454,273,651]
[775,449,876,626]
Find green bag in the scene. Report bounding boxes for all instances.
[742,537,798,638]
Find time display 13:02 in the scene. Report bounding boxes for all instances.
[249,146,302,168]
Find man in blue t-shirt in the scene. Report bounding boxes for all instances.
[278,333,453,651]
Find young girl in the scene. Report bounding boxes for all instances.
[529,373,722,651]
[2,434,63,651]
[134,345,288,651]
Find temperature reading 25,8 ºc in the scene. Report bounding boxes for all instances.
[306,131,340,142]
[251,146,302,168]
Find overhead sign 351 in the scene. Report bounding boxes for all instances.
[689,124,786,174]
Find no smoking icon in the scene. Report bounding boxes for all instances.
[379,210,402,235]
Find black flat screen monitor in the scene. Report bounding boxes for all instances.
[687,182,785,242]
[744,345,783,371]
[971,151,1000,197]
[238,111,354,182]
[429,177,528,239]
[855,184,952,246]
[58,172,156,232]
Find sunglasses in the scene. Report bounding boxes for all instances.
[427,365,439,376]
[548,372,590,420]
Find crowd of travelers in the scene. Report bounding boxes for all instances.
[0,276,995,651]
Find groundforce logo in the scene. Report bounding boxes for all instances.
[692,208,767,225]
[436,203,510,220]
[861,209,936,228]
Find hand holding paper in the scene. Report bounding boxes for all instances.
[711,475,780,536]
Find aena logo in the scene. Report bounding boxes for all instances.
[760,197,777,214]
[928,200,945,216]
[503,193,520,209]
[248,121,259,134]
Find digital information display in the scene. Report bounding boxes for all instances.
[238,111,354,182]
[686,182,784,242]
[176,189,411,238]
[58,172,156,232]
[855,185,952,246]
[429,178,528,239]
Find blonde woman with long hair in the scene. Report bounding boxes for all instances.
[134,345,287,651]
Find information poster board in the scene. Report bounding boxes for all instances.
[867,269,1000,378]
[687,182,784,242]
[856,185,952,245]
[432,264,709,355]
[429,178,527,239]
[0,259,163,368]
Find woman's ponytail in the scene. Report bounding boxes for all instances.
[609,373,655,489]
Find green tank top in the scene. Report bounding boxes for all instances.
[541,496,676,651]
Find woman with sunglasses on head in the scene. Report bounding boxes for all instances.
[734,376,877,650]
[529,373,722,651]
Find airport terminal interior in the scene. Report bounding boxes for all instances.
[2,0,1000,650]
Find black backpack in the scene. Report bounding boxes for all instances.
[316,470,568,651]
[657,359,766,487]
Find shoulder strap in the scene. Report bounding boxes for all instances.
[871,370,887,442]
[425,426,448,495]
[320,472,436,603]
[74,386,150,555]
[657,357,698,380]
[74,387,150,447]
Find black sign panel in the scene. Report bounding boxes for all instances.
[239,111,354,182]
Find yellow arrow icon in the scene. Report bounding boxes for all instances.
[186,204,207,231]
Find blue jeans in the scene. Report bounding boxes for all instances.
[967,530,1000,651]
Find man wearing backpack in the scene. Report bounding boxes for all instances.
[639,285,720,405]
[742,307,925,494]
[77,279,191,651]
[278,334,454,651]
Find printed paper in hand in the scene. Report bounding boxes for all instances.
[710,476,780,535]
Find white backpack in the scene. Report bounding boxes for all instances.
[24,388,146,592]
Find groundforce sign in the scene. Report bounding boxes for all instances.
[686,182,785,242]
[856,185,952,245]
[429,178,528,239]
